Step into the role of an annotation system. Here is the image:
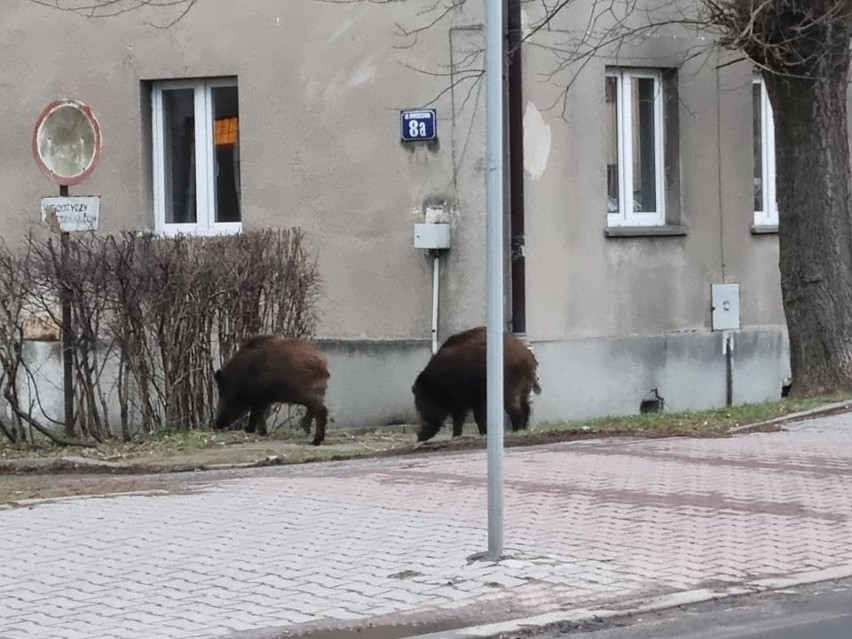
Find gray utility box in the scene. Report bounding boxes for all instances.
[711,283,740,331]
[414,223,451,250]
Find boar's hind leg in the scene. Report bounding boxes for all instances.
[306,398,328,447]
[506,396,527,432]
[451,410,467,438]
[248,403,270,436]
[472,401,487,436]
[299,408,315,434]
[520,395,532,429]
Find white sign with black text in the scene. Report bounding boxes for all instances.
[40,196,100,233]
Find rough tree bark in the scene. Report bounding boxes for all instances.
[707,0,852,395]
[770,67,852,395]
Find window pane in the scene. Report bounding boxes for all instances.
[753,82,764,212]
[212,86,241,223]
[605,76,619,213]
[161,88,197,224]
[631,77,657,212]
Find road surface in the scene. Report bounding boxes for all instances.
[507,578,852,639]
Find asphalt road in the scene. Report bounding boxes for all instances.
[500,578,852,639]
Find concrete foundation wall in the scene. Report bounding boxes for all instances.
[530,327,789,423]
[8,327,789,435]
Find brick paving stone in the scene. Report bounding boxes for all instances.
[1,629,42,639]
[6,413,852,638]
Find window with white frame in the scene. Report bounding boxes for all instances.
[152,78,242,235]
[753,76,778,227]
[605,68,667,227]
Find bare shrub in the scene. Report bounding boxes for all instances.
[0,235,89,446]
[0,239,32,443]
[0,228,321,443]
[26,233,116,442]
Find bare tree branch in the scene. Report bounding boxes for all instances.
[29,0,198,27]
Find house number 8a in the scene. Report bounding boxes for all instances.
[409,120,427,138]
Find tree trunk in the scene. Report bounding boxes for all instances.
[766,52,852,395]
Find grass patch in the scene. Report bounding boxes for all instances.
[1,392,850,475]
[527,393,852,439]
[0,424,418,468]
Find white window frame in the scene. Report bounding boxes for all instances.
[152,77,242,237]
[606,68,667,228]
[753,76,778,228]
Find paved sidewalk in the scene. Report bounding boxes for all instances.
[3,414,852,639]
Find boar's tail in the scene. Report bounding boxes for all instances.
[525,345,542,395]
[531,370,542,395]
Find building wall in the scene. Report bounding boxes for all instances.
[0,0,799,431]
[518,0,791,415]
[521,2,786,338]
[2,0,486,340]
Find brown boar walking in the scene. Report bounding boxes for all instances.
[212,334,330,445]
[411,326,542,442]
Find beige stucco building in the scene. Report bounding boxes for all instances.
[1,0,791,429]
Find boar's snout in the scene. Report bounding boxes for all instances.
[212,395,246,431]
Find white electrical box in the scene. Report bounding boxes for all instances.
[711,283,740,331]
[414,223,451,250]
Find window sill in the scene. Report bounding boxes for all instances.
[750,224,778,235]
[604,224,688,238]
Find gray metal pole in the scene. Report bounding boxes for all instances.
[484,0,504,561]
[59,183,74,440]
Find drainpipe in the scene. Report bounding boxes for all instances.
[724,330,734,407]
[431,251,440,353]
[507,0,526,334]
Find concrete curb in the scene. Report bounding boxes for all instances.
[727,400,852,434]
[403,564,852,639]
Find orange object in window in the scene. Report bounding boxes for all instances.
[214,117,238,146]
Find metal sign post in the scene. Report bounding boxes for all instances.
[59,185,73,440]
[484,0,505,561]
[32,99,102,439]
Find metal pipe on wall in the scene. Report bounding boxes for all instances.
[431,254,440,354]
[507,0,526,335]
[725,331,734,407]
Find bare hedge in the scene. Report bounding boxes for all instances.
[0,228,320,444]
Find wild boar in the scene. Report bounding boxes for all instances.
[411,326,541,442]
[212,334,330,445]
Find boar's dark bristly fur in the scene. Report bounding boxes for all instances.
[411,326,541,442]
[212,334,330,445]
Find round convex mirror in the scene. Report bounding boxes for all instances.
[33,100,102,186]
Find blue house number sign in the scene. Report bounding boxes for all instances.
[401,109,437,142]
